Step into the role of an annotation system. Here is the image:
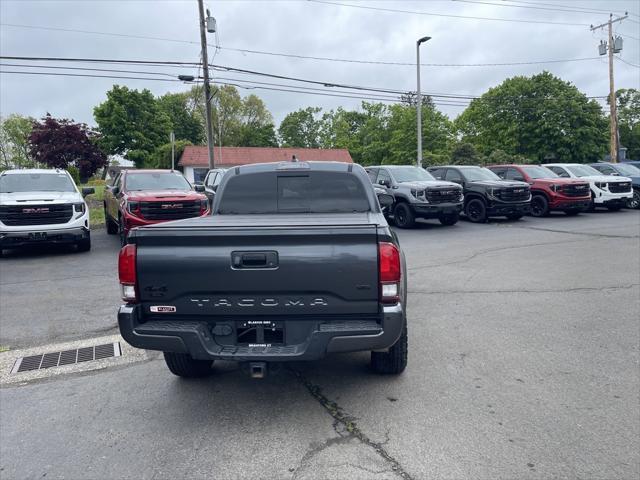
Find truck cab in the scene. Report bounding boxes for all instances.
[0,169,94,255]
[544,163,633,211]
[428,165,531,223]
[365,165,463,228]
[487,164,591,217]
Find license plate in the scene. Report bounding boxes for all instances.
[28,232,47,241]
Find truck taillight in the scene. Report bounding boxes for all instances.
[200,198,209,215]
[379,242,401,304]
[118,244,137,302]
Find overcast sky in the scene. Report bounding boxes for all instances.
[1,0,639,127]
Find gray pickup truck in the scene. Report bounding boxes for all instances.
[118,162,408,379]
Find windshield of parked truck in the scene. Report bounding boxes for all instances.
[615,164,640,176]
[218,171,371,214]
[125,172,192,191]
[566,165,602,177]
[460,167,501,182]
[521,166,558,179]
[390,167,436,183]
[0,173,76,193]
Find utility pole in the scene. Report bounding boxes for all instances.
[591,13,627,163]
[170,131,175,171]
[416,36,431,168]
[197,0,215,169]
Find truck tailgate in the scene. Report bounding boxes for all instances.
[134,214,380,317]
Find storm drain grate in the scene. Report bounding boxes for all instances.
[11,342,121,374]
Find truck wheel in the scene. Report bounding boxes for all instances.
[371,324,407,375]
[530,195,549,217]
[506,214,523,220]
[393,203,415,228]
[438,213,458,226]
[163,352,213,378]
[105,204,118,235]
[627,189,640,209]
[76,233,91,252]
[465,199,487,223]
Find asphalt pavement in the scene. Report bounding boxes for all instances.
[1,211,639,479]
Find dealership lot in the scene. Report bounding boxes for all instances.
[1,211,639,479]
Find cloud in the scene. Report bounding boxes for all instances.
[1,0,638,126]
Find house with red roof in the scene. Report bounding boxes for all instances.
[178,145,353,183]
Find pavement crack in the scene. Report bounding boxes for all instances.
[408,283,640,295]
[291,368,413,480]
[510,224,639,239]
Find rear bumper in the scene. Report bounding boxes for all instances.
[118,303,405,362]
[411,202,463,218]
[486,201,530,217]
[0,225,89,248]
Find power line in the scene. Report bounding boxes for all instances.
[503,0,638,18]
[1,23,610,68]
[306,0,592,26]
[616,56,640,68]
[0,62,178,77]
[456,0,635,17]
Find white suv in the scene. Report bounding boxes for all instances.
[0,169,94,254]
[544,163,633,211]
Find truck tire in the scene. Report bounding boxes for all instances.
[76,233,91,252]
[530,195,549,217]
[393,203,415,229]
[465,198,487,223]
[627,189,639,209]
[438,213,459,226]
[163,352,213,378]
[371,324,407,375]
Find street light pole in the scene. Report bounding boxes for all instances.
[416,36,431,168]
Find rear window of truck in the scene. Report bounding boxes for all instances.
[217,171,371,214]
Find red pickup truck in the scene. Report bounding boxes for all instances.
[104,170,209,245]
[487,165,591,217]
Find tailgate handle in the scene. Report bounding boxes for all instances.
[232,251,278,269]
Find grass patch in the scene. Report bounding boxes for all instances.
[83,184,106,227]
[0,346,10,353]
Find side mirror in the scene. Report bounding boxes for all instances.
[611,172,620,176]
[378,179,391,187]
[81,187,95,197]
[194,184,205,193]
[377,193,395,207]
[112,186,120,195]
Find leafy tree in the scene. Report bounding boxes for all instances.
[157,92,204,144]
[615,88,640,159]
[486,149,533,165]
[94,85,172,167]
[456,71,608,163]
[147,140,193,169]
[0,114,35,168]
[29,114,107,180]
[279,107,325,148]
[238,123,278,147]
[450,142,481,165]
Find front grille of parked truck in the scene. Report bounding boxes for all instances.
[494,187,530,202]
[562,184,590,197]
[0,204,73,226]
[425,188,462,204]
[608,182,632,193]
[138,200,203,220]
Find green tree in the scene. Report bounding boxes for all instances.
[456,72,608,163]
[615,88,640,159]
[157,92,204,144]
[278,107,325,148]
[450,142,481,165]
[147,140,193,169]
[94,85,172,167]
[0,114,35,168]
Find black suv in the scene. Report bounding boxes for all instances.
[365,165,463,228]
[427,166,531,223]
[200,168,227,204]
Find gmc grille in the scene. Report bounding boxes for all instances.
[608,182,632,193]
[139,200,201,220]
[0,204,73,226]
[494,187,530,202]
[425,188,461,204]
[562,183,590,197]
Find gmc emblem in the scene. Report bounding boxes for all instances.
[22,208,49,213]
[160,203,182,209]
